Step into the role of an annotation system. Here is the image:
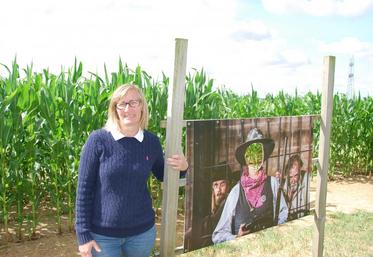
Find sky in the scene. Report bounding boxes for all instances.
[1,0,373,97]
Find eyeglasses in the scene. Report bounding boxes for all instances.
[116,99,141,110]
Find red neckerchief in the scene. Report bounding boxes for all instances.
[240,167,267,208]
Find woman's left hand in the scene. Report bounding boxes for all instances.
[167,154,188,171]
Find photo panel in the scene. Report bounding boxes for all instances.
[184,116,316,252]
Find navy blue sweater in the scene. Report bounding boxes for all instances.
[75,129,171,245]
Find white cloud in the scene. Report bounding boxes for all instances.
[317,38,373,97]
[0,0,239,81]
[0,0,371,97]
[261,0,373,17]
[319,37,373,57]
[267,50,310,68]
[230,21,274,41]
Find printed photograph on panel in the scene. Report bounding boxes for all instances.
[184,116,315,252]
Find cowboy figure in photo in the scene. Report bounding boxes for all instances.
[284,154,310,220]
[212,128,288,244]
[185,162,232,250]
[198,162,232,247]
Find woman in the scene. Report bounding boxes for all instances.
[212,128,288,244]
[75,84,188,257]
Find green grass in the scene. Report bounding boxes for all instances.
[324,211,373,257]
[179,210,373,257]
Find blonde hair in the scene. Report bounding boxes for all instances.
[105,84,149,131]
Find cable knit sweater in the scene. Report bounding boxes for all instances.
[75,129,173,245]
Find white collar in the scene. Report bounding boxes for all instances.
[110,127,144,142]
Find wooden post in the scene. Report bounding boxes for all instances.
[160,38,188,257]
[312,56,335,257]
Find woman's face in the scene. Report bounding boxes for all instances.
[116,88,142,129]
[244,143,264,171]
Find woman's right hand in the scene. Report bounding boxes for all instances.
[78,240,101,257]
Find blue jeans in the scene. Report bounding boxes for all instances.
[91,225,156,257]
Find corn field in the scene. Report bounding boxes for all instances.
[0,59,372,240]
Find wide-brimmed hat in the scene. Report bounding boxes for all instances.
[235,128,275,166]
[209,161,232,182]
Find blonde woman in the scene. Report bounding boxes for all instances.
[75,84,188,257]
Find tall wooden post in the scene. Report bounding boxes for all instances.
[312,56,335,257]
[160,38,188,257]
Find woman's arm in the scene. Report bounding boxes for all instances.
[151,137,188,181]
[75,132,101,245]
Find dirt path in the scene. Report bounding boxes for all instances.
[322,176,373,213]
[1,175,372,257]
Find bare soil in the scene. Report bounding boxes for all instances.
[1,175,372,257]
